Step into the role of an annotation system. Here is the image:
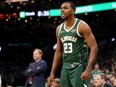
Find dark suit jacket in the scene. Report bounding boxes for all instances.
[104,82,113,87]
[24,59,47,87]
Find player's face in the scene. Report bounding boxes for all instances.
[60,3,75,20]
[33,50,42,61]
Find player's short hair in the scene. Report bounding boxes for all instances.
[63,1,76,10]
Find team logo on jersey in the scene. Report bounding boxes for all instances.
[60,31,64,33]
[61,36,77,43]
[71,29,76,33]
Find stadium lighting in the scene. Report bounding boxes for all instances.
[50,1,116,16]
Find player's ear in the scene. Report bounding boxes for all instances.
[72,9,75,15]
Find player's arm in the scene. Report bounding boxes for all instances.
[47,25,62,85]
[50,25,63,76]
[79,21,98,79]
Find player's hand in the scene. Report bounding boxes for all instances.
[81,70,91,80]
[47,74,55,86]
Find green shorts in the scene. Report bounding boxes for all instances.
[60,64,90,87]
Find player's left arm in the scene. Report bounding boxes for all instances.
[79,20,98,79]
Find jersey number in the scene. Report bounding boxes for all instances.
[64,43,72,53]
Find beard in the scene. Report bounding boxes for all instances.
[61,16,68,21]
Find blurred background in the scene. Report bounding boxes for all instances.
[0,0,116,87]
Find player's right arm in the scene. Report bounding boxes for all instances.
[47,25,62,86]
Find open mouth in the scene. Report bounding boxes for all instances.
[61,13,66,17]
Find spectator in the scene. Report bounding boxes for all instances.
[50,78,60,87]
[92,63,102,80]
[94,73,113,87]
[113,78,116,87]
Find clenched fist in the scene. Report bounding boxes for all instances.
[47,74,55,86]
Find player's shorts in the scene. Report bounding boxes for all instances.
[60,64,90,87]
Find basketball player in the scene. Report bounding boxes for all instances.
[47,1,98,87]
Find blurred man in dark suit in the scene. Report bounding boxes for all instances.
[24,48,47,87]
[94,73,113,87]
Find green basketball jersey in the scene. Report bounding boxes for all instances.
[58,18,88,64]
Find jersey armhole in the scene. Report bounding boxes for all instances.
[58,23,63,37]
[77,20,83,37]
